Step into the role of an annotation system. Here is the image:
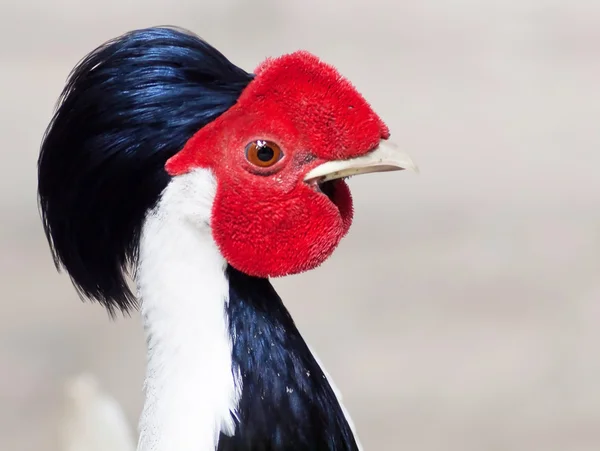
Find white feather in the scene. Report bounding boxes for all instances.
[60,373,136,451]
[136,168,241,451]
[306,344,364,451]
[62,168,362,451]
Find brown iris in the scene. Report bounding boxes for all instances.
[245,140,283,167]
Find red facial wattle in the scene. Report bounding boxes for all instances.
[210,173,353,278]
[165,50,389,277]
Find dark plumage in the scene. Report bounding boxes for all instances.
[37,27,253,314]
[220,266,359,450]
[40,25,415,451]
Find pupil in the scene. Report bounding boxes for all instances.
[256,145,274,162]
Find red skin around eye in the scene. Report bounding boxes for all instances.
[166,50,388,277]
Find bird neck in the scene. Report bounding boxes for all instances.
[135,171,360,451]
[136,190,239,451]
[220,266,361,451]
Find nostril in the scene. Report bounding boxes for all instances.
[298,153,317,165]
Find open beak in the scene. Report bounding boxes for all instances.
[303,140,418,184]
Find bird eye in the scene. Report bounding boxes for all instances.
[245,140,283,168]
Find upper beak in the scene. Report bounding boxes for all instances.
[303,140,418,184]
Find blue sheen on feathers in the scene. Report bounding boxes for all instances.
[219,265,360,451]
[37,27,253,314]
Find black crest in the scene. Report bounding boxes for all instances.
[38,27,253,315]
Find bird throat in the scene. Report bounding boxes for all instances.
[218,266,360,450]
[136,171,360,451]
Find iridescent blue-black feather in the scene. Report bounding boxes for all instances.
[37,27,253,314]
[218,266,360,451]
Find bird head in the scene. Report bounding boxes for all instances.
[37,27,415,313]
[165,51,414,277]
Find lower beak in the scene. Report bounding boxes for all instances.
[303,140,418,184]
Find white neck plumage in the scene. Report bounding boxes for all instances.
[132,169,361,451]
[135,169,240,451]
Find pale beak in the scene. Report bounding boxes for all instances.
[303,140,418,184]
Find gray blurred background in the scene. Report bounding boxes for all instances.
[1,1,599,450]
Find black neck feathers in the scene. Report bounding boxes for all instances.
[37,27,253,315]
[220,265,360,451]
